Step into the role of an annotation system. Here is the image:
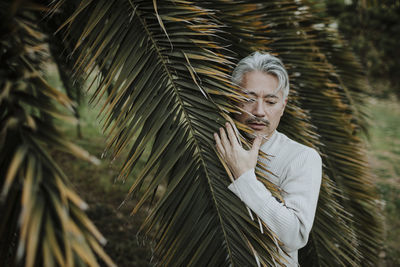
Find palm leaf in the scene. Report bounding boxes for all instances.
[246,1,383,265]
[266,2,383,265]
[198,0,377,265]
[60,0,383,266]
[0,1,115,266]
[61,0,289,265]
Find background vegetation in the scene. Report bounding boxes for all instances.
[320,1,400,264]
[322,0,400,99]
[366,98,400,266]
[47,69,400,266]
[2,0,399,266]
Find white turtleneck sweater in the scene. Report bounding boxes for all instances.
[228,130,322,266]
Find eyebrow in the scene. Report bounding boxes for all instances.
[243,91,279,99]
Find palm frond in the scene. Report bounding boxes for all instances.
[59,0,383,266]
[257,1,383,265]
[0,1,115,266]
[197,0,379,265]
[62,0,288,265]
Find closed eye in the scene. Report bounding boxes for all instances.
[245,98,256,103]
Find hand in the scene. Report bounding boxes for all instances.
[214,122,262,179]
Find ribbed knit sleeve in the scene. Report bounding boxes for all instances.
[228,148,322,253]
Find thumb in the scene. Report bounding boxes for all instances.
[251,135,262,152]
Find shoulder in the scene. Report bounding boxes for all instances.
[276,133,322,187]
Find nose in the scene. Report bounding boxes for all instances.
[252,99,266,117]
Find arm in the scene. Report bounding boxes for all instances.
[228,149,322,252]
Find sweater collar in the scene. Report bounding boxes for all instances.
[261,130,279,151]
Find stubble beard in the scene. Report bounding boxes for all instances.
[243,118,270,141]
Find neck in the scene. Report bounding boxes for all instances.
[245,130,276,145]
[261,130,276,145]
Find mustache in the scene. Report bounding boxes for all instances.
[245,117,270,126]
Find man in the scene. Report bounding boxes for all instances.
[213,52,322,266]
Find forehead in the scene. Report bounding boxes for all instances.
[240,71,281,97]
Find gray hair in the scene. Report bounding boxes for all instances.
[232,52,290,99]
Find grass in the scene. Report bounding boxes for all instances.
[365,96,400,266]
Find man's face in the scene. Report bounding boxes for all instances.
[235,71,287,140]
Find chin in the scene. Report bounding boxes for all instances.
[255,130,272,138]
[243,130,267,139]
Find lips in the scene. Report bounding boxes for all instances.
[244,118,269,131]
[248,122,267,130]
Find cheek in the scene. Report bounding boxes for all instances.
[240,103,252,112]
[279,106,285,116]
[235,111,248,123]
[235,104,251,120]
[275,102,285,115]
[271,106,285,119]
[233,107,245,122]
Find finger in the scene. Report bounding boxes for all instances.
[251,135,262,152]
[219,127,230,149]
[225,122,239,147]
[214,133,226,156]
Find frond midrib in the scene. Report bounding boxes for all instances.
[134,6,235,266]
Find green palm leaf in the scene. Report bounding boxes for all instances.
[61,0,287,265]
[0,1,115,266]
[57,0,383,266]
[264,2,383,265]
[196,0,380,265]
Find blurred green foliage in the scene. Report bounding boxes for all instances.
[45,65,154,266]
[322,0,400,98]
[366,97,400,266]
